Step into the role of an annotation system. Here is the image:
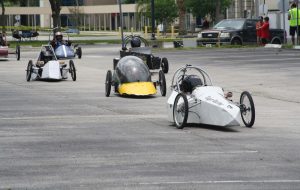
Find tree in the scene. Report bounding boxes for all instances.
[136,0,178,33]
[0,0,20,32]
[177,0,186,35]
[68,0,83,30]
[123,0,136,3]
[185,0,232,23]
[49,0,62,29]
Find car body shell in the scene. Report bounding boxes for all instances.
[167,65,243,127]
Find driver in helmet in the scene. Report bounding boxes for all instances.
[51,31,71,49]
[0,33,7,46]
[130,37,141,48]
[41,49,53,64]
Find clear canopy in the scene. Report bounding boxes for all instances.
[116,56,151,83]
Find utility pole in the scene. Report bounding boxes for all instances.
[151,0,155,40]
[297,0,299,45]
[118,0,125,50]
[283,0,286,44]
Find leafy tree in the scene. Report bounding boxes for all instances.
[0,0,20,32]
[68,0,83,29]
[185,0,232,23]
[136,0,178,33]
[49,0,62,29]
[123,0,136,3]
[177,0,186,35]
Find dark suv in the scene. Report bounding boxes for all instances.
[197,18,285,46]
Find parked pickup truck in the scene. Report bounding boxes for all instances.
[197,18,285,46]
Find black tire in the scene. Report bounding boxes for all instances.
[26,60,33,82]
[105,70,112,97]
[161,57,169,74]
[69,60,77,81]
[77,47,82,59]
[272,39,281,45]
[16,45,20,61]
[159,70,166,96]
[240,91,255,128]
[173,93,189,129]
[113,58,119,70]
[231,38,242,45]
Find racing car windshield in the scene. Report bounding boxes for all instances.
[116,56,151,83]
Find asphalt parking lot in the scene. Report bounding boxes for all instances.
[1,45,300,189]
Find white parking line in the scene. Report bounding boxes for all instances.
[83,55,104,58]
[0,114,165,121]
[137,179,300,185]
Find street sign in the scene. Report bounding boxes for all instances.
[277,0,290,12]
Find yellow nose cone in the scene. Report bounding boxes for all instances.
[118,82,157,96]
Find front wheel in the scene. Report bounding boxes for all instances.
[105,70,112,97]
[16,45,20,61]
[69,60,76,81]
[240,91,255,128]
[158,70,166,96]
[161,57,169,74]
[26,60,33,82]
[173,93,189,129]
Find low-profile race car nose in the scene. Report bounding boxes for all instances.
[118,82,156,96]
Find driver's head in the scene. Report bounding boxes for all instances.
[42,50,53,62]
[55,31,63,41]
[131,37,141,48]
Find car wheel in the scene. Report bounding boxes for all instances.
[16,45,20,61]
[69,60,77,81]
[231,38,242,45]
[173,93,189,129]
[26,60,33,82]
[240,91,255,128]
[161,57,169,74]
[105,70,112,97]
[159,70,166,96]
[77,47,82,59]
[272,39,281,44]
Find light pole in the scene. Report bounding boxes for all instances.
[297,0,299,45]
[151,0,156,40]
[118,0,125,50]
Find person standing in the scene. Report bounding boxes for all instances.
[288,3,300,45]
[256,16,264,45]
[260,17,270,46]
[202,17,209,30]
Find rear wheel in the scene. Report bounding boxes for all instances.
[231,38,242,45]
[173,93,189,129]
[161,57,169,74]
[69,60,76,81]
[16,45,20,61]
[240,91,255,127]
[159,70,166,96]
[26,60,33,82]
[105,70,112,97]
[272,39,281,44]
[77,47,82,59]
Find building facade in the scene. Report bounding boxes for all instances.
[4,0,289,32]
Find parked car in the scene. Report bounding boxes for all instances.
[65,28,80,34]
[197,18,285,46]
